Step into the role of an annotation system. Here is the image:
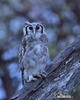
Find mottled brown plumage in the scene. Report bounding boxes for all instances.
[19,22,49,85]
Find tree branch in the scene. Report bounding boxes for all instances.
[10,37,80,100]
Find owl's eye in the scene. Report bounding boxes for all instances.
[29,26,33,30]
[36,26,40,30]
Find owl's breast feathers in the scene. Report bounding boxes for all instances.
[19,34,48,67]
[39,34,48,44]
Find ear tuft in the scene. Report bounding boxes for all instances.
[24,21,31,26]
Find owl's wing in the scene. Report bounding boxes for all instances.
[18,37,26,68]
[18,44,23,65]
[18,37,26,85]
[40,34,48,44]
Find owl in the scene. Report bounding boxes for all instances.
[19,21,49,85]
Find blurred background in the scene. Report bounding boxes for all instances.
[0,0,80,100]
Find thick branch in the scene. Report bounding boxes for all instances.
[10,37,80,100]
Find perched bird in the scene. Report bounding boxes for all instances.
[19,21,49,85]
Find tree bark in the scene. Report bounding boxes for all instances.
[10,37,80,100]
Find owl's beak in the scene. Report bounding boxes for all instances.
[31,28,36,39]
[33,28,36,34]
[31,32,35,39]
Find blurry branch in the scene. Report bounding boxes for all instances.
[11,37,80,100]
[4,57,18,64]
[0,49,18,99]
[67,0,80,20]
[1,64,15,100]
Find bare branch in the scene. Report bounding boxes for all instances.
[10,37,80,100]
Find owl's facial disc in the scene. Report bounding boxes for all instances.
[36,24,43,33]
[24,25,33,36]
[23,22,44,37]
[27,26,33,32]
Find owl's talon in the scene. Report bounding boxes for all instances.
[32,77,37,81]
[27,75,37,82]
[34,74,42,78]
[41,71,47,78]
[38,74,42,78]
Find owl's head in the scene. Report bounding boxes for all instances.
[23,21,45,38]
